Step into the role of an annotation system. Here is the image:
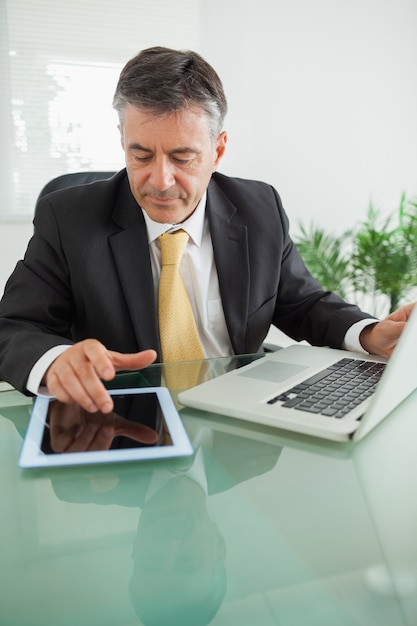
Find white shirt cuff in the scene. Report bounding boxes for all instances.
[26,345,72,395]
[343,319,378,353]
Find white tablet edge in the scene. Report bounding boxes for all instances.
[18,387,194,469]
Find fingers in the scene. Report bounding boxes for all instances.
[46,340,117,413]
[109,349,157,371]
[45,342,158,414]
[387,301,415,322]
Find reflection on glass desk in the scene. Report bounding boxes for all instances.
[1,355,417,626]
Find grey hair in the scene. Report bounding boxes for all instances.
[113,46,228,141]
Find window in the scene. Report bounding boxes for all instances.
[0,0,200,220]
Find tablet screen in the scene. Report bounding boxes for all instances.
[19,387,194,468]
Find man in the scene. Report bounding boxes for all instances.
[0,46,413,413]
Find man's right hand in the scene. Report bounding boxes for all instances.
[44,339,157,414]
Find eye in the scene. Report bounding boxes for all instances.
[171,152,196,165]
[134,155,152,163]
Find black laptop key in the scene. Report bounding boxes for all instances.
[301,368,336,386]
[282,396,304,408]
[297,404,322,414]
[321,407,339,416]
[267,396,279,405]
[328,358,356,369]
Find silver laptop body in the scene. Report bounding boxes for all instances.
[179,306,417,442]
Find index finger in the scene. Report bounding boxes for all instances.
[108,349,158,373]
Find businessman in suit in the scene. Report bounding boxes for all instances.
[0,46,413,411]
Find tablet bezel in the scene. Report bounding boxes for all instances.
[18,387,194,469]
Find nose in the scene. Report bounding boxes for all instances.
[148,157,175,190]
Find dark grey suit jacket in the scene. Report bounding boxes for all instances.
[0,170,373,393]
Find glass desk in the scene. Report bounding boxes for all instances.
[1,356,417,626]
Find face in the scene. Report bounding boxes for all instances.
[119,103,227,224]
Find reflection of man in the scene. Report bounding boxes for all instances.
[130,466,227,625]
[51,424,281,625]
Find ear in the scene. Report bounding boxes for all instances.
[213,131,227,171]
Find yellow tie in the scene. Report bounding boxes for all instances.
[158,229,205,363]
[158,230,207,426]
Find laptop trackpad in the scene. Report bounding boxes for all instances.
[238,361,308,383]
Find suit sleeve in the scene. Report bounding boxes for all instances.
[270,187,375,347]
[0,197,75,393]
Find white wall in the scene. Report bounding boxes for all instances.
[202,0,417,233]
[1,0,417,294]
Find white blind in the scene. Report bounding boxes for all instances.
[0,0,201,220]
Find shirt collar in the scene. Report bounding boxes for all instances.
[142,191,207,248]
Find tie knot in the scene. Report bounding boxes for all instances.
[158,229,189,266]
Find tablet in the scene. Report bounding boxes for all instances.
[19,387,194,469]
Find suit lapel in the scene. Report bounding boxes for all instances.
[109,181,161,356]
[207,180,250,354]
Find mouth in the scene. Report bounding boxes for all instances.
[142,187,185,202]
[138,190,192,222]
[148,195,179,205]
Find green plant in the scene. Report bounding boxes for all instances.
[293,194,417,314]
[293,223,352,300]
[351,195,417,312]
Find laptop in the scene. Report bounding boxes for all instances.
[179,305,417,442]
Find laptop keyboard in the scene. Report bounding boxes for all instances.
[267,358,386,419]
